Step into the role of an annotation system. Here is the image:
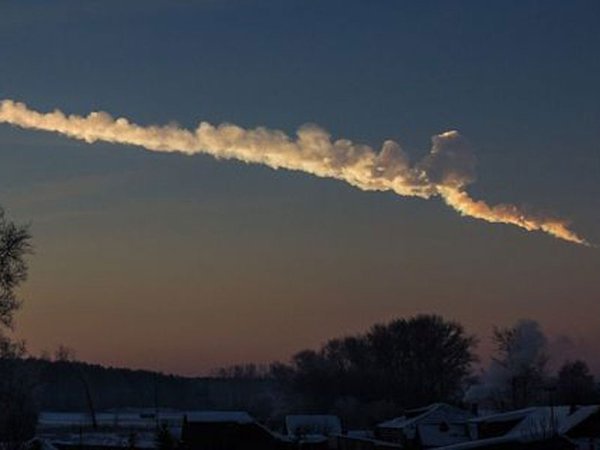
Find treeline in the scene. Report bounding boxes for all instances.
[5,315,599,427]
[264,317,600,426]
[1,316,600,432]
[3,357,274,413]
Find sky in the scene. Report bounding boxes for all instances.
[0,0,599,376]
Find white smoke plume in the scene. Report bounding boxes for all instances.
[465,319,549,405]
[0,99,588,245]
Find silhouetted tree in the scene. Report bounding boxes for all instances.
[557,360,596,405]
[0,207,36,449]
[213,363,270,379]
[52,345,99,429]
[272,314,476,424]
[368,315,477,407]
[0,355,38,450]
[54,344,76,362]
[0,207,31,334]
[491,320,548,409]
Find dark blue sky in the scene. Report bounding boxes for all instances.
[0,1,599,374]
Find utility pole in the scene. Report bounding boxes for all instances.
[544,385,557,436]
[154,372,160,428]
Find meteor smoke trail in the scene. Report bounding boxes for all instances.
[0,99,588,245]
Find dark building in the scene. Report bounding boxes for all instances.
[446,405,600,450]
[180,411,287,450]
[376,403,473,448]
[333,434,403,450]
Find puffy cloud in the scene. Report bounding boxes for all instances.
[419,130,477,189]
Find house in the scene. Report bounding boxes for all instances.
[376,403,474,449]
[26,438,61,450]
[180,411,288,450]
[285,415,342,449]
[286,415,342,437]
[36,410,168,450]
[439,405,600,450]
[436,435,577,450]
[36,409,289,450]
[558,405,600,449]
[333,434,404,450]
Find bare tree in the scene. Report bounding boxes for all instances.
[53,345,98,429]
[54,344,76,362]
[0,207,35,450]
[0,208,31,333]
[492,320,548,409]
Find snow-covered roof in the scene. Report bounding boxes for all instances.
[433,433,579,450]
[443,405,600,449]
[346,430,374,439]
[43,432,156,449]
[471,405,600,439]
[417,423,471,448]
[335,433,403,448]
[38,410,257,430]
[185,411,254,424]
[434,434,525,450]
[286,415,342,436]
[26,438,60,450]
[379,403,473,430]
[469,407,537,425]
[508,407,571,439]
[558,405,600,435]
[38,411,175,431]
[378,404,473,448]
[38,412,93,427]
[291,434,329,443]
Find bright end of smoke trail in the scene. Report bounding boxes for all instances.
[0,99,589,246]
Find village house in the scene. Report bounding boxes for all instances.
[32,404,600,450]
[376,403,474,449]
[332,433,403,450]
[180,411,288,450]
[438,405,600,450]
[35,410,171,450]
[35,410,287,450]
[285,414,342,449]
